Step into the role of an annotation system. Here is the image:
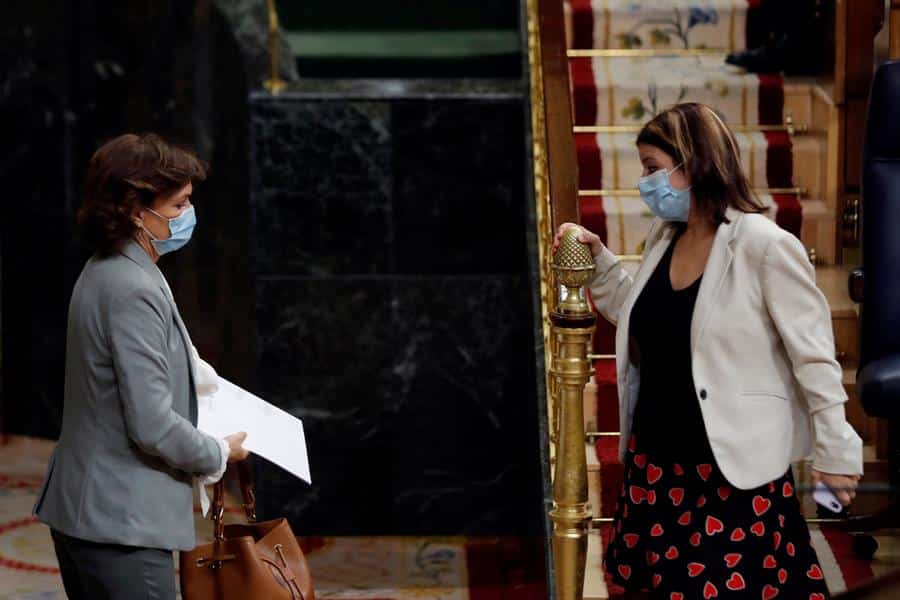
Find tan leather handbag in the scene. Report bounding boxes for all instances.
[180,463,315,600]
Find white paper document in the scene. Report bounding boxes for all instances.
[197,377,311,483]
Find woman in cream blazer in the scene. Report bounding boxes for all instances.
[556,103,861,599]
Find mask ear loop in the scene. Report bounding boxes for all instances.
[666,163,692,192]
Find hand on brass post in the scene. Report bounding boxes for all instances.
[548,223,597,600]
[553,223,604,258]
[552,225,599,317]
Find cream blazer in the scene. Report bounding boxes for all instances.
[589,208,863,489]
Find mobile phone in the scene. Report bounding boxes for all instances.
[813,481,844,513]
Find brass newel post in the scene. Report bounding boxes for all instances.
[263,0,286,94]
[549,227,596,600]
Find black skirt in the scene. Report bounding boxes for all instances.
[604,435,831,599]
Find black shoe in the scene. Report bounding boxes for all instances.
[726,45,788,74]
[726,35,821,75]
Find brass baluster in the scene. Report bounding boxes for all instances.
[263,0,286,94]
[549,228,596,600]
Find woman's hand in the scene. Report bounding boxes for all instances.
[225,432,250,463]
[811,469,860,506]
[553,223,604,258]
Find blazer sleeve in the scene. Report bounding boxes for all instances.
[587,248,632,325]
[108,287,224,476]
[761,232,863,476]
[586,221,660,324]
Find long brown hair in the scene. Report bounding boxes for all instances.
[636,102,767,224]
[78,133,208,256]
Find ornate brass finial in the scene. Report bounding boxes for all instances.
[552,227,596,316]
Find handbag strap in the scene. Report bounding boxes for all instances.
[237,460,257,522]
[212,460,257,542]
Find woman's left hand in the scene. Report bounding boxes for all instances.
[811,469,860,506]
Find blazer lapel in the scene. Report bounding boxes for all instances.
[690,209,742,354]
[119,242,198,409]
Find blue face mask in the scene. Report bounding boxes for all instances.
[144,206,197,255]
[637,164,692,222]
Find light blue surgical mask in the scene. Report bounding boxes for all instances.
[637,164,692,222]
[143,206,197,255]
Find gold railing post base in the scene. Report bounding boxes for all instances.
[549,315,596,600]
[263,79,287,95]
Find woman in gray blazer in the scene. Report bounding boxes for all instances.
[34,133,249,600]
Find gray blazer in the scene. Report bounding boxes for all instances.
[34,240,222,551]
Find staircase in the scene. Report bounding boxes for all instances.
[530,1,884,598]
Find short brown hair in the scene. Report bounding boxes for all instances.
[636,102,767,224]
[77,133,208,256]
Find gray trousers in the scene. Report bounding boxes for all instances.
[51,529,176,600]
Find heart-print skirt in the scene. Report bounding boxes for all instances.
[603,435,832,599]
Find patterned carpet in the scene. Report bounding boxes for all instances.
[561,0,816,257]
[0,436,545,600]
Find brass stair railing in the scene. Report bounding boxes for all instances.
[578,187,808,197]
[568,48,727,58]
[575,117,809,136]
[263,0,286,94]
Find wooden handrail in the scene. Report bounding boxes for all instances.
[537,0,580,228]
[892,1,900,59]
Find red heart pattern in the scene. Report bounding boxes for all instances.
[647,464,663,485]
[705,516,725,536]
[630,486,647,504]
[753,495,772,516]
[697,464,712,481]
[725,572,746,591]
[609,467,826,600]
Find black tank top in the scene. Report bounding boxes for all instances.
[628,228,714,463]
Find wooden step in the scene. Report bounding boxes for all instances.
[564,0,754,53]
[584,529,609,600]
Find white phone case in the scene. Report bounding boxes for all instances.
[813,481,844,513]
